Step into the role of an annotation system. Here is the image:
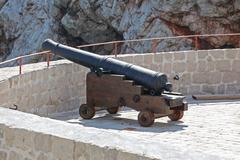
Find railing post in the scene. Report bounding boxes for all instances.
[238,36,240,48]
[195,36,199,50]
[152,39,157,53]
[46,52,50,67]
[18,57,22,75]
[114,43,118,57]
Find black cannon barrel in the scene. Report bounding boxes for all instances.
[42,39,172,92]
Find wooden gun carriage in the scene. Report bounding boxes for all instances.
[80,72,187,127]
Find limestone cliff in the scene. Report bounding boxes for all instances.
[0,0,239,65]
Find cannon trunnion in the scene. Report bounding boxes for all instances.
[80,72,187,127]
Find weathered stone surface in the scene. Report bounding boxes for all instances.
[209,50,225,60]
[222,72,238,83]
[0,0,7,9]
[226,84,240,94]
[198,50,208,60]
[37,153,48,160]
[197,60,207,72]
[143,54,153,65]
[51,136,74,160]
[0,80,9,92]
[53,0,71,9]
[13,129,34,151]
[232,60,240,72]
[163,53,173,62]
[207,72,221,84]
[186,52,196,62]
[188,85,201,94]
[234,0,240,10]
[179,73,191,85]
[74,142,89,160]
[192,72,208,84]
[153,54,163,64]
[0,128,3,139]
[34,133,52,153]
[192,71,222,85]
[0,90,8,104]
[224,49,237,59]
[186,62,197,72]
[123,55,134,64]
[163,62,172,73]
[216,60,231,71]
[4,127,14,147]
[173,62,186,73]
[217,84,225,94]
[0,150,7,160]
[206,61,215,72]
[173,52,185,61]
[8,151,23,160]
[202,85,217,94]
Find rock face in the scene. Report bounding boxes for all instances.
[0,0,64,65]
[0,0,240,65]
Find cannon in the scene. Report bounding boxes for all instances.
[42,39,188,127]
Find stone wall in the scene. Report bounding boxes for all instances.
[0,60,89,116]
[0,48,240,116]
[124,49,240,95]
[0,107,154,160]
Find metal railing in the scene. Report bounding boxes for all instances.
[0,51,51,74]
[0,33,239,75]
[77,33,240,56]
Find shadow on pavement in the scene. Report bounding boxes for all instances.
[68,113,188,133]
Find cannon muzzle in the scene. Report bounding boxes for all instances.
[42,39,172,93]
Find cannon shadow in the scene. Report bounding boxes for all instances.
[67,110,188,133]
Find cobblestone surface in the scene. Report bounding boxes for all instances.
[51,100,240,160]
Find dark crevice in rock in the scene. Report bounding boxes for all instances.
[58,0,125,55]
[58,18,124,55]
[0,37,13,62]
[53,0,73,20]
[136,0,144,8]
[58,23,85,46]
[219,44,235,49]
[0,0,7,9]
[0,23,11,61]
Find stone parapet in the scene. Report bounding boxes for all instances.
[0,60,88,116]
[124,49,240,95]
[0,107,154,160]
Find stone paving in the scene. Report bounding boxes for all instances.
[51,100,240,160]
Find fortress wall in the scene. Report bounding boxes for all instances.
[0,60,89,116]
[0,48,239,116]
[124,48,240,95]
[0,107,154,160]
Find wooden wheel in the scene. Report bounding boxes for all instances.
[79,104,95,119]
[107,107,119,114]
[168,110,184,121]
[149,89,156,96]
[138,111,155,127]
